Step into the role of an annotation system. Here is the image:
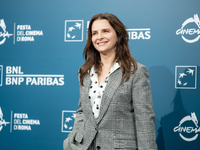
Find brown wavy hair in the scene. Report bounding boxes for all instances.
[79,13,138,86]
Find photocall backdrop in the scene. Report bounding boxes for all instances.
[0,0,200,150]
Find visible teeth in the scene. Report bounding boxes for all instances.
[98,42,106,45]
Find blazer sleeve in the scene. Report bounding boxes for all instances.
[131,65,157,150]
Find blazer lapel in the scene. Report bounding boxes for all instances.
[96,68,122,124]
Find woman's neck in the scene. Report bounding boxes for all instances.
[100,52,115,68]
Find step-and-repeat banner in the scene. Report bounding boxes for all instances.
[0,0,200,150]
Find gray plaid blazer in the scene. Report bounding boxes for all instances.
[63,62,157,150]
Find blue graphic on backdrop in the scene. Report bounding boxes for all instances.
[62,111,76,133]
[0,107,10,131]
[175,66,197,89]
[4,66,64,86]
[16,24,43,42]
[173,112,200,142]
[176,14,200,43]
[0,19,13,45]
[126,28,151,40]
[0,106,41,132]
[64,20,84,42]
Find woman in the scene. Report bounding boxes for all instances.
[63,13,157,150]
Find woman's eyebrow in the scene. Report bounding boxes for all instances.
[92,28,111,32]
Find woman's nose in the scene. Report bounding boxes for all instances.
[97,32,103,40]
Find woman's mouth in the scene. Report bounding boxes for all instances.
[97,41,108,46]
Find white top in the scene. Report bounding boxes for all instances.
[89,62,120,118]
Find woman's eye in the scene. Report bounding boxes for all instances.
[92,33,96,35]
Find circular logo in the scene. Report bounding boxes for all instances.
[174,112,199,142]
[176,14,200,43]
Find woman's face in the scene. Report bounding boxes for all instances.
[91,19,118,55]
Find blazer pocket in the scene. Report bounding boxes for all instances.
[114,139,137,149]
[75,131,83,143]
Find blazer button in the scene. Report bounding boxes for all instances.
[97,146,101,149]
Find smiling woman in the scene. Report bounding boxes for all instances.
[91,19,118,54]
[79,13,138,86]
[63,13,157,150]
[91,19,118,84]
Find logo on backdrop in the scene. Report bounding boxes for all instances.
[175,66,197,89]
[0,19,43,45]
[174,112,200,142]
[16,25,43,42]
[61,110,76,133]
[0,19,13,45]
[126,28,151,40]
[0,65,3,86]
[1,66,64,86]
[86,21,151,40]
[0,107,10,131]
[0,106,40,132]
[13,113,40,131]
[176,14,200,43]
[64,20,84,42]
